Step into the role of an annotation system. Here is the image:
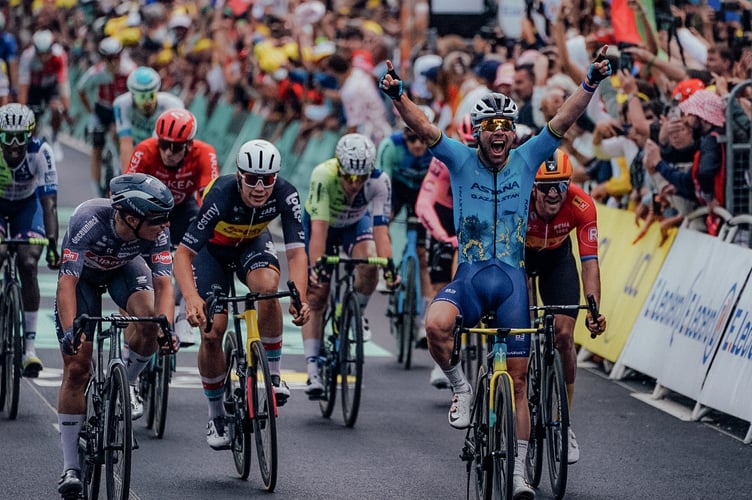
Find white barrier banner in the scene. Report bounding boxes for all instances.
[700,282,752,422]
[618,229,752,400]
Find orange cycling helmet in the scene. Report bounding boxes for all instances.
[155,108,197,142]
[535,149,572,181]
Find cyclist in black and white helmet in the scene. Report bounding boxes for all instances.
[173,139,310,450]
[55,173,176,498]
[380,49,610,498]
[299,132,398,398]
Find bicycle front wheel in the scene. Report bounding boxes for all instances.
[318,309,338,418]
[339,293,364,427]
[1,282,24,419]
[153,352,172,438]
[490,373,515,500]
[223,332,251,479]
[79,380,102,500]
[545,350,569,499]
[389,286,404,363]
[250,340,278,491]
[104,362,132,500]
[467,368,491,500]
[525,335,544,487]
[400,257,417,370]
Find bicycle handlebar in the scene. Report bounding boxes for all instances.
[72,313,173,354]
[0,237,49,248]
[313,255,396,281]
[203,280,302,333]
[449,314,538,366]
[529,294,601,339]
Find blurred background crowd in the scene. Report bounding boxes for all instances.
[2,0,752,238]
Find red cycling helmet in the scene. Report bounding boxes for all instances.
[155,108,197,142]
[671,78,705,103]
[456,114,476,146]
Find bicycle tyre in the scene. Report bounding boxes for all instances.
[525,335,544,487]
[105,362,132,500]
[0,287,9,412]
[401,256,417,370]
[79,379,102,500]
[223,332,251,479]
[153,352,172,438]
[467,367,491,500]
[339,293,363,427]
[141,358,156,429]
[490,372,515,500]
[250,340,278,491]
[100,148,115,198]
[545,350,569,499]
[318,310,337,418]
[389,287,404,363]
[2,282,24,419]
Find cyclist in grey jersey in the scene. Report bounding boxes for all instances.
[381,49,610,499]
[55,174,175,498]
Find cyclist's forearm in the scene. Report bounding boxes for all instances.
[286,247,308,299]
[40,194,59,241]
[308,219,328,266]
[57,274,78,331]
[119,137,134,172]
[153,275,175,321]
[173,245,199,301]
[373,225,392,259]
[580,259,601,306]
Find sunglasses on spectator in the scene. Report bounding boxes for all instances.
[157,139,189,153]
[404,131,423,143]
[534,180,570,195]
[241,172,277,188]
[338,168,368,183]
[144,214,170,226]
[0,131,30,147]
[479,118,516,132]
[133,91,157,107]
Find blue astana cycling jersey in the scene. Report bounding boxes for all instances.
[430,129,560,269]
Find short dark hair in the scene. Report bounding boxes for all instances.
[327,53,351,74]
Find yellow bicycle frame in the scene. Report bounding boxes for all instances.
[235,305,276,417]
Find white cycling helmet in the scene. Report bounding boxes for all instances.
[127,66,161,94]
[98,37,123,57]
[335,133,375,176]
[470,92,519,128]
[236,139,281,174]
[32,30,54,54]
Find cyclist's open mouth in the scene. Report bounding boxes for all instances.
[489,139,506,155]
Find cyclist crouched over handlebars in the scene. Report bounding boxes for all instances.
[381,48,611,499]
[55,174,176,497]
[173,140,310,451]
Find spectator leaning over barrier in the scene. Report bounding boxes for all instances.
[380,46,610,497]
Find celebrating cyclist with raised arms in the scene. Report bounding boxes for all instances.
[173,140,310,451]
[56,174,175,498]
[127,108,219,346]
[526,149,606,464]
[301,133,397,397]
[0,103,60,378]
[113,66,184,174]
[380,48,610,498]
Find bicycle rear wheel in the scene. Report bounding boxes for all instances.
[223,332,251,479]
[318,311,338,418]
[490,373,515,500]
[153,352,172,438]
[400,257,417,370]
[79,380,102,500]
[339,293,364,427]
[545,350,569,499]
[525,335,544,487]
[104,362,132,500]
[389,287,405,363]
[1,282,24,419]
[250,341,278,491]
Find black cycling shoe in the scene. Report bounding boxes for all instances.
[58,468,82,498]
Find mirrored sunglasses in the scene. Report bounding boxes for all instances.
[241,172,277,188]
[479,118,516,132]
[157,139,188,153]
[338,169,368,183]
[144,214,170,226]
[0,131,30,147]
[404,131,423,143]
[133,91,157,107]
[534,180,570,195]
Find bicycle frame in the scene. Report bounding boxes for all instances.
[396,216,423,318]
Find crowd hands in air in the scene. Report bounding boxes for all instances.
[0,0,749,498]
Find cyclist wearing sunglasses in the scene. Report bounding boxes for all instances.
[113,66,184,174]
[301,133,397,397]
[381,48,610,498]
[174,139,310,448]
[18,30,70,162]
[376,105,436,348]
[128,108,219,347]
[0,103,60,378]
[526,150,607,465]
[56,173,175,496]
[76,37,135,196]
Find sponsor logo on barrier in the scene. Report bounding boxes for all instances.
[721,304,752,360]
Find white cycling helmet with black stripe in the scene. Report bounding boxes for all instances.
[470,92,519,128]
[236,139,281,174]
[335,133,375,176]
